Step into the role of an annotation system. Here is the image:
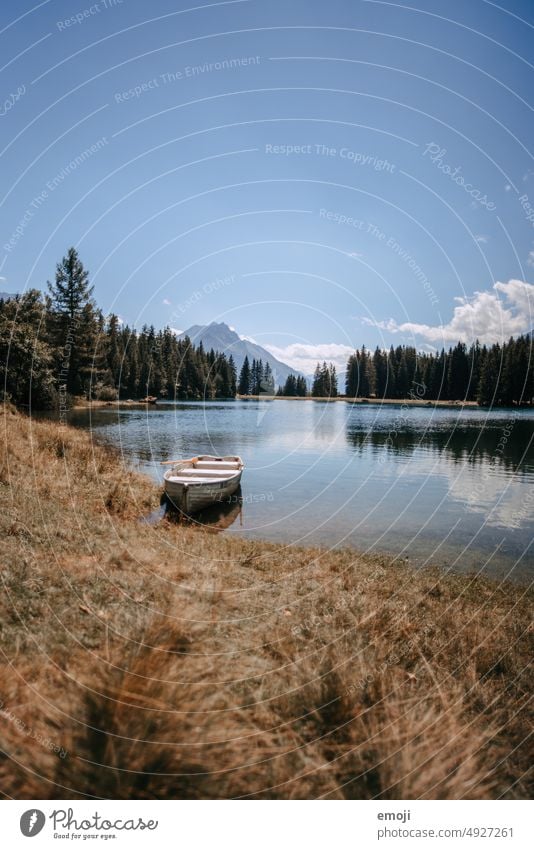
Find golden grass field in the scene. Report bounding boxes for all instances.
[0,404,532,799]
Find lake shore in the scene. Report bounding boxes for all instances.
[1,404,532,800]
[74,396,480,409]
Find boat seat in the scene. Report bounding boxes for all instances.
[167,475,232,484]
[174,468,236,478]
[195,460,240,470]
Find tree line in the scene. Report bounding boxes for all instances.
[345,340,533,406]
[1,248,532,409]
[237,356,275,395]
[0,248,238,407]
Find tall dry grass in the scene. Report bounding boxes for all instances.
[0,405,532,799]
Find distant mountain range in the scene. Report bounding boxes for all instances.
[0,292,14,301]
[178,322,301,387]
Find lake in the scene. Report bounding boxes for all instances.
[59,400,534,582]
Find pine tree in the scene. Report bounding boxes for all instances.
[312,361,338,397]
[250,358,257,394]
[477,348,494,406]
[228,354,237,396]
[359,347,370,397]
[296,375,308,396]
[320,362,329,396]
[80,303,109,398]
[0,290,56,408]
[447,342,469,400]
[345,353,358,397]
[238,356,251,395]
[311,363,322,396]
[106,314,122,387]
[262,361,275,395]
[47,247,97,396]
[125,329,139,397]
[281,374,297,395]
[395,349,409,398]
[373,347,387,398]
[329,364,338,397]
[250,358,264,395]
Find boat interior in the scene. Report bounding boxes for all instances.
[166,456,242,483]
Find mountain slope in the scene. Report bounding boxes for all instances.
[178,322,301,387]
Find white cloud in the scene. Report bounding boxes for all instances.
[504,184,512,192]
[362,279,534,345]
[162,298,171,305]
[170,327,183,336]
[264,342,354,374]
[527,251,534,268]
[475,235,489,244]
[240,333,258,344]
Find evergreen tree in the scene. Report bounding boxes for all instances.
[296,375,308,396]
[0,290,56,408]
[238,356,251,395]
[106,314,122,385]
[228,354,237,396]
[262,361,275,395]
[345,353,358,397]
[395,349,409,398]
[124,328,139,397]
[281,374,297,395]
[373,347,388,398]
[477,348,494,406]
[311,363,322,397]
[346,347,372,397]
[312,361,338,397]
[466,341,482,401]
[447,342,470,400]
[47,247,97,396]
[329,364,338,397]
[250,358,264,395]
[320,362,330,395]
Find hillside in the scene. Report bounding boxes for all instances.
[179,322,301,387]
[0,405,532,799]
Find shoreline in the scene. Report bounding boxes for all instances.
[73,396,482,410]
[1,404,532,800]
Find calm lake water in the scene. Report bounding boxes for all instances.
[60,401,534,582]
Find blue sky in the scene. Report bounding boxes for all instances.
[1,0,533,373]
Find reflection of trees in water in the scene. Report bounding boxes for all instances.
[345,421,534,473]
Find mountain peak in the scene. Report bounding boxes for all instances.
[178,322,300,386]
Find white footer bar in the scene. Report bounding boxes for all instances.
[2,800,532,848]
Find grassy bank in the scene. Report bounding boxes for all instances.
[0,405,532,800]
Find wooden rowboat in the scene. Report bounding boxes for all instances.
[163,455,244,514]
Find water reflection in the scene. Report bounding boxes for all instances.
[345,418,534,474]
[41,401,534,579]
[163,487,243,533]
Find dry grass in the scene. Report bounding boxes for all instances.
[0,404,532,799]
